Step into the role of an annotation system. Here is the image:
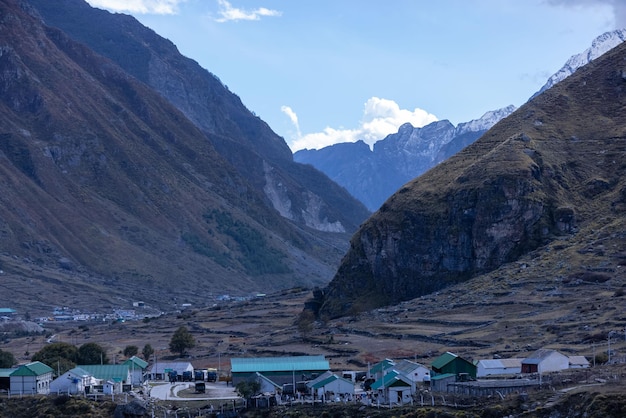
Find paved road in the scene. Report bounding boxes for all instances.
[148,381,238,401]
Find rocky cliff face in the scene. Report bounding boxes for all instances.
[316,40,626,319]
[294,107,515,211]
[28,0,370,234]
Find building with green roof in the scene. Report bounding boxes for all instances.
[431,352,476,379]
[307,373,355,400]
[123,356,149,385]
[10,361,54,395]
[231,355,329,387]
[78,364,130,393]
[370,370,413,405]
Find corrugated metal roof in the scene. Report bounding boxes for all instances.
[79,365,129,382]
[369,359,394,375]
[477,358,522,369]
[393,359,427,375]
[523,349,562,364]
[231,356,329,373]
[568,356,590,366]
[124,356,148,369]
[149,361,193,374]
[0,368,18,378]
[370,371,411,390]
[431,352,458,369]
[10,362,53,376]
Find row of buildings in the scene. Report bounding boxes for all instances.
[0,356,149,396]
[229,349,591,405]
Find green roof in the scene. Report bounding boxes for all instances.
[231,356,329,373]
[78,365,129,382]
[0,308,16,314]
[430,373,456,381]
[370,359,394,375]
[370,371,411,390]
[431,352,458,370]
[10,362,54,376]
[0,368,18,378]
[124,356,148,370]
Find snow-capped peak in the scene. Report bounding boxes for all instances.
[533,29,626,98]
[455,104,517,135]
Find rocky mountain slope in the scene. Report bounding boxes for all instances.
[294,106,515,211]
[315,39,626,319]
[27,0,370,234]
[0,0,365,314]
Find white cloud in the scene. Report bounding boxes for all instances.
[85,0,185,14]
[280,106,301,138]
[215,0,282,23]
[287,97,438,152]
[545,0,626,28]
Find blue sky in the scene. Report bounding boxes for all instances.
[85,0,623,151]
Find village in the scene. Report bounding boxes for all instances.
[0,347,614,409]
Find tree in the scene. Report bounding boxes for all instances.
[0,349,16,368]
[142,344,154,361]
[77,342,108,365]
[123,345,139,358]
[169,326,195,356]
[235,380,261,398]
[32,342,78,375]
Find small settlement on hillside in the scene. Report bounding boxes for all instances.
[228,349,591,406]
[0,348,592,407]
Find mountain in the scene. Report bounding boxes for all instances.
[315,39,626,319]
[532,29,626,98]
[0,0,367,315]
[294,106,515,211]
[27,0,370,234]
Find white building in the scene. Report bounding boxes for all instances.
[10,362,54,395]
[306,371,355,401]
[475,358,522,377]
[568,356,590,369]
[50,367,96,395]
[393,359,430,384]
[148,361,194,380]
[521,349,569,374]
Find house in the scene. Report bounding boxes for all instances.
[521,349,569,374]
[123,356,149,385]
[78,365,131,393]
[10,361,54,395]
[370,370,413,405]
[230,355,329,387]
[475,358,523,377]
[568,356,590,369]
[148,361,194,381]
[50,367,96,395]
[431,352,477,380]
[307,373,355,401]
[369,358,395,381]
[430,373,456,392]
[393,359,430,384]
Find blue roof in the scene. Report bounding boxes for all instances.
[231,356,329,373]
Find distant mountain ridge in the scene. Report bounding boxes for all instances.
[532,29,626,98]
[294,106,515,211]
[315,39,626,319]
